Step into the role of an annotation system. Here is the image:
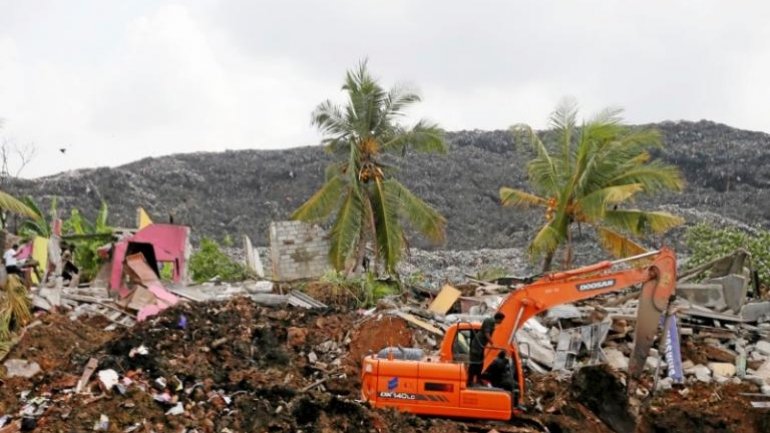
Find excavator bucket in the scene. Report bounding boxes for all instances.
[627,250,677,381]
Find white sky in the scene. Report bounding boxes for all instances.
[1,0,769,178]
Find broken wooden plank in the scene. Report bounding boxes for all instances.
[392,311,444,335]
[167,286,209,302]
[76,357,99,393]
[428,284,462,315]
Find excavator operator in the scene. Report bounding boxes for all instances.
[483,351,515,391]
[467,312,505,386]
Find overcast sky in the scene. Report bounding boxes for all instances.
[1,1,769,178]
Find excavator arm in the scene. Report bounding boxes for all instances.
[483,247,677,380]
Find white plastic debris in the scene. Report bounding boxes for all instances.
[165,403,185,416]
[94,414,109,431]
[129,345,149,358]
[97,369,120,391]
[3,359,42,378]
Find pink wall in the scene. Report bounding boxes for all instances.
[109,224,190,297]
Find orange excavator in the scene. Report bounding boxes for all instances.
[361,248,677,421]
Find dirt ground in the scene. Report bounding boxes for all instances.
[1,297,769,433]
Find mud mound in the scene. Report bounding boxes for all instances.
[0,313,115,415]
[640,383,770,433]
[348,315,414,367]
[571,365,636,433]
[528,372,614,433]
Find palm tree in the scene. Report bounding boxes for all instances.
[499,99,685,271]
[292,61,447,274]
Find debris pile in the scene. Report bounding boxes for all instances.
[0,298,474,432]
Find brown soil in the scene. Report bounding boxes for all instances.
[0,313,115,415]
[347,315,414,368]
[639,383,770,433]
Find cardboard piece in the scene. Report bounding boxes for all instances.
[121,253,179,321]
[124,287,156,311]
[428,284,462,315]
[124,253,160,285]
[137,207,153,229]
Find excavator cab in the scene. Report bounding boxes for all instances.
[450,328,473,362]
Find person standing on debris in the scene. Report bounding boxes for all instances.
[4,244,23,276]
[467,312,505,387]
[61,245,79,284]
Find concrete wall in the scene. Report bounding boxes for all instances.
[269,221,330,281]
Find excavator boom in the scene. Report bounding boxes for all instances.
[482,248,676,375]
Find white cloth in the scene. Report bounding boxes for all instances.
[4,248,18,267]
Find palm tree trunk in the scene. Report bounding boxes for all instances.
[347,226,367,277]
[541,251,554,273]
[363,193,379,276]
[563,227,573,269]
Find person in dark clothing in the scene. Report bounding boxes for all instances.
[467,312,505,386]
[483,351,514,391]
[61,246,79,283]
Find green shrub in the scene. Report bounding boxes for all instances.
[684,223,770,285]
[189,238,249,283]
[319,270,399,307]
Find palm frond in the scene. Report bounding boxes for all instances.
[383,120,446,154]
[386,179,446,244]
[371,178,402,273]
[21,196,44,219]
[549,98,578,165]
[596,226,649,258]
[0,190,36,218]
[607,162,685,193]
[528,222,563,260]
[603,209,685,236]
[577,184,644,221]
[499,187,548,208]
[382,85,421,119]
[292,175,346,223]
[312,100,348,135]
[511,124,560,195]
[328,190,363,271]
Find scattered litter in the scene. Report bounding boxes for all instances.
[97,369,119,391]
[2,359,41,379]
